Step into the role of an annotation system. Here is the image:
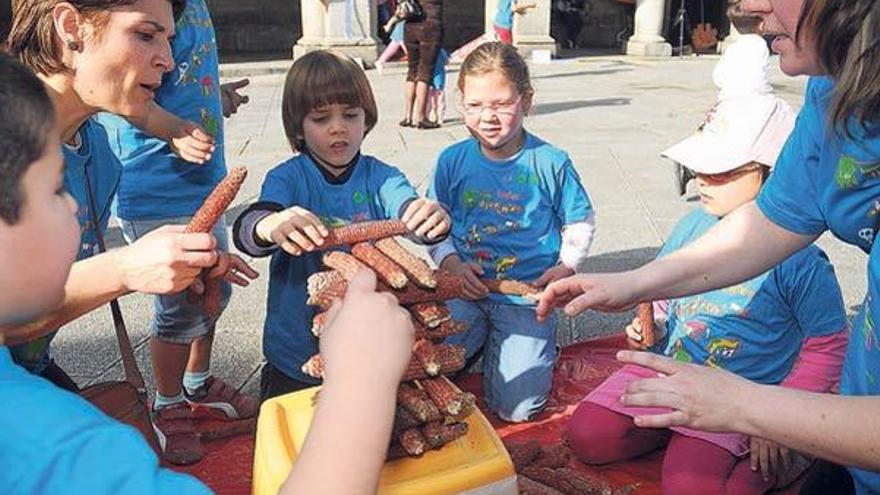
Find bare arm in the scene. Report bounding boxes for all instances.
[618,351,880,470]
[280,271,413,495]
[537,202,817,319]
[0,226,217,345]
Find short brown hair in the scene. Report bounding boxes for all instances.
[6,0,186,76]
[457,42,533,97]
[281,50,378,153]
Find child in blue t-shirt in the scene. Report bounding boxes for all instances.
[567,93,850,493]
[233,50,450,402]
[493,0,535,44]
[427,48,448,125]
[427,42,595,423]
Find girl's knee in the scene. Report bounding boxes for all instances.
[565,402,631,464]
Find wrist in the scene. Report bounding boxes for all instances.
[107,248,134,293]
[255,214,278,245]
[731,380,766,436]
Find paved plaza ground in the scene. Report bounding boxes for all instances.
[57,53,866,400]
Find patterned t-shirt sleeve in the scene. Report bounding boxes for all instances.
[781,248,848,337]
[554,158,593,224]
[756,77,830,236]
[375,164,419,219]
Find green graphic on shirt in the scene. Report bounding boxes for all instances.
[200,108,218,137]
[352,191,367,205]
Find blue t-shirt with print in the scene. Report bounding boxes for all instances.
[10,119,121,373]
[0,347,210,494]
[494,0,514,29]
[97,0,225,221]
[257,154,418,382]
[656,209,846,384]
[756,76,880,493]
[428,133,593,305]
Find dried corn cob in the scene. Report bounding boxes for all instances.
[409,302,451,328]
[399,344,469,380]
[530,445,572,469]
[351,242,409,289]
[521,467,613,495]
[394,405,423,432]
[424,421,468,447]
[555,468,614,495]
[414,319,467,342]
[637,302,656,347]
[385,269,466,304]
[185,167,248,234]
[322,251,368,281]
[374,237,437,289]
[418,376,470,416]
[398,428,428,457]
[481,278,539,297]
[519,477,567,495]
[446,392,477,422]
[311,311,329,337]
[306,271,346,309]
[505,440,542,471]
[322,220,408,249]
[413,339,441,376]
[386,443,409,461]
[397,383,441,423]
[301,354,324,379]
[184,167,248,318]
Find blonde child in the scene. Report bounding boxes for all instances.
[428,42,595,422]
[565,94,849,494]
[233,51,450,401]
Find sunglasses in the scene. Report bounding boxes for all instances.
[694,164,764,185]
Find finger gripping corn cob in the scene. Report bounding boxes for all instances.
[351,242,409,289]
[374,238,437,289]
[322,220,408,249]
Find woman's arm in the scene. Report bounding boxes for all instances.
[618,351,880,471]
[0,226,216,345]
[537,202,817,319]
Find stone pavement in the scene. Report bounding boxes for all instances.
[57,54,866,400]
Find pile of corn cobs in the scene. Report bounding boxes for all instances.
[301,220,478,459]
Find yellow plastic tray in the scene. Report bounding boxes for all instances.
[253,386,517,495]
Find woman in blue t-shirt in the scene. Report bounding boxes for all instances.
[538,1,880,493]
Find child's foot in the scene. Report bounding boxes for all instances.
[151,402,204,465]
[185,376,258,420]
[399,118,413,127]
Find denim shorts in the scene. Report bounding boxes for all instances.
[120,216,231,344]
[445,299,558,423]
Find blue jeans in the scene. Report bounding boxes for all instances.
[445,299,558,422]
[120,216,231,344]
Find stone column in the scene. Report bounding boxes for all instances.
[485,0,499,35]
[293,0,379,63]
[512,0,557,58]
[626,0,672,57]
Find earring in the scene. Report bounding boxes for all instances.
[66,40,80,51]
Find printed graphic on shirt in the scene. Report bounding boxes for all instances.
[835,156,880,190]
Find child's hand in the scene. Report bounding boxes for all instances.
[441,255,488,300]
[625,317,652,350]
[750,436,792,482]
[401,198,451,240]
[221,78,250,118]
[169,120,215,164]
[256,206,329,256]
[320,270,414,387]
[533,264,575,289]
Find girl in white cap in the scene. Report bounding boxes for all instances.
[565,91,849,493]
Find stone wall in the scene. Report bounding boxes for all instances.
[207,0,299,58]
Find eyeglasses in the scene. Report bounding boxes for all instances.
[695,164,765,185]
[459,96,522,118]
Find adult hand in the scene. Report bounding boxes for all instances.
[113,225,218,294]
[206,252,260,287]
[616,350,756,432]
[256,206,329,256]
[535,272,640,322]
[401,198,451,240]
[750,436,792,482]
[169,120,215,164]
[319,270,414,387]
[533,264,575,289]
[221,78,250,118]
[440,255,488,300]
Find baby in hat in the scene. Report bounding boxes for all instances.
[565,90,850,493]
